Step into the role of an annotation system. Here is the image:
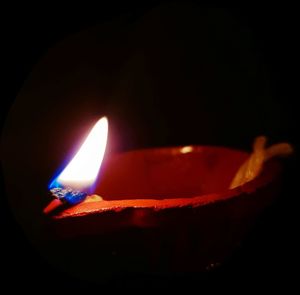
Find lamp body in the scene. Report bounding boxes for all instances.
[44,146,281,278]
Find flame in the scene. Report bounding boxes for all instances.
[50,117,108,191]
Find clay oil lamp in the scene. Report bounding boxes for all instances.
[43,116,292,277]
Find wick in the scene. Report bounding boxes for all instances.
[230,136,293,189]
[44,193,104,215]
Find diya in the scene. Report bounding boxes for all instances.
[43,117,292,279]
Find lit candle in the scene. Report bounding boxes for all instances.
[43,117,289,274]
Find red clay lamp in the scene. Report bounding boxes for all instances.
[43,116,293,275]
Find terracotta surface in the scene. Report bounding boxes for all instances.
[44,146,282,276]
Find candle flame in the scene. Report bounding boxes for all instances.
[50,117,108,191]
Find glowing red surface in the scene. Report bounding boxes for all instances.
[50,146,280,231]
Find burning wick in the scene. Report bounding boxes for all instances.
[50,187,88,204]
[44,117,108,214]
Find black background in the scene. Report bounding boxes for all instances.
[1,1,298,292]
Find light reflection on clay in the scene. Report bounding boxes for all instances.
[180,146,194,154]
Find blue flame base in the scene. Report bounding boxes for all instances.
[50,187,87,205]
